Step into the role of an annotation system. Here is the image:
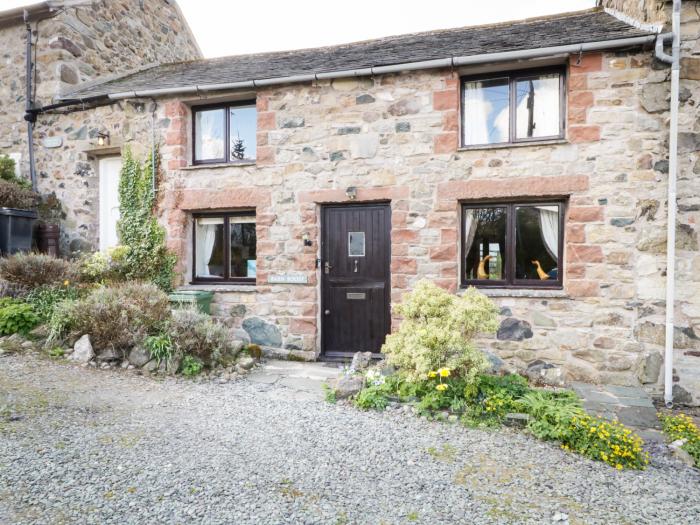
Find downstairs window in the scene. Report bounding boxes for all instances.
[462,201,564,288]
[193,212,256,284]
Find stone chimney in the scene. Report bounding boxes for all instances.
[597,0,668,26]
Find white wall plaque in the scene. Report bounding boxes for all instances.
[268,274,308,284]
[42,137,63,149]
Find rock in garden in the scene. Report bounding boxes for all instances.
[237,356,256,370]
[526,360,565,386]
[350,351,373,372]
[497,318,533,341]
[504,413,530,428]
[70,334,94,363]
[128,346,152,368]
[242,317,282,347]
[333,376,364,399]
[142,359,159,373]
[97,347,121,362]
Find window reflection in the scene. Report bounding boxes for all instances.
[463,78,510,146]
[194,109,225,161]
[515,74,560,139]
[229,106,257,161]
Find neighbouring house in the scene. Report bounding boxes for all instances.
[0,0,201,247]
[3,0,700,405]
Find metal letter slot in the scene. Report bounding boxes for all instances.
[346,292,366,300]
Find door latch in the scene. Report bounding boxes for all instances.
[353,260,359,273]
[324,261,332,274]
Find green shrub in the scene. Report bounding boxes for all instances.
[0,253,76,290]
[0,301,39,335]
[180,355,204,377]
[382,280,497,384]
[144,334,174,363]
[61,282,169,350]
[0,179,37,209]
[562,415,649,470]
[117,148,176,291]
[168,307,235,365]
[519,390,585,441]
[659,412,700,467]
[26,285,81,323]
[354,385,389,411]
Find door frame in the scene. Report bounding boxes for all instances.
[319,201,392,360]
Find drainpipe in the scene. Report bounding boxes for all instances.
[23,10,37,191]
[654,0,681,408]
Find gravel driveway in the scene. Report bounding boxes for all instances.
[1,354,699,525]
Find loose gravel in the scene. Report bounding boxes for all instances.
[1,353,699,525]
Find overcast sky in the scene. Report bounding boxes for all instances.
[1,0,597,57]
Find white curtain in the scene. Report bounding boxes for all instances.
[196,219,221,277]
[537,206,559,261]
[515,76,560,139]
[464,210,478,254]
[463,82,490,146]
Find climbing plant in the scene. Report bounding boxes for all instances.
[117,147,176,291]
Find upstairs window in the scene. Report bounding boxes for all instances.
[461,69,565,147]
[193,101,257,164]
[462,201,564,288]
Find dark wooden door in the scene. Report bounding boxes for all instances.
[321,203,391,358]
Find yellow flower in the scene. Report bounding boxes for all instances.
[438,368,451,378]
[63,280,70,286]
[436,384,448,391]
[616,464,623,470]
[428,371,437,378]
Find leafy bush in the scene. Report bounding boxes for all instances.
[382,280,497,384]
[659,412,700,467]
[168,307,236,365]
[144,334,174,363]
[77,247,131,285]
[354,385,390,411]
[60,282,169,350]
[117,148,176,291]
[0,155,17,182]
[0,301,39,335]
[0,179,37,209]
[26,284,80,323]
[563,415,649,470]
[519,390,585,441]
[0,253,76,290]
[180,355,204,377]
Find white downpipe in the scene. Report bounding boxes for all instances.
[660,0,681,408]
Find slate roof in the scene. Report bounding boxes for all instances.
[61,9,654,101]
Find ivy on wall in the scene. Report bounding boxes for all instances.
[117,147,176,291]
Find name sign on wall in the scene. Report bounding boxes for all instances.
[268,274,308,284]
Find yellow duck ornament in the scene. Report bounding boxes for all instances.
[477,255,492,279]
[531,260,550,280]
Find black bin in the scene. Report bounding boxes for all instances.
[0,208,37,256]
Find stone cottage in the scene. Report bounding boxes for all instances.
[4,0,700,405]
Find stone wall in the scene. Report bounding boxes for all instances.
[19,8,700,404]
[0,0,200,206]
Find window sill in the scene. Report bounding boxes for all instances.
[458,138,568,152]
[182,161,256,170]
[181,284,257,293]
[463,287,568,299]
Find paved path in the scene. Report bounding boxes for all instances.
[1,354,699,525]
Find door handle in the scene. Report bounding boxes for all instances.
[324,309,330,315]
[353,260,358,273]
[324,261,332,274]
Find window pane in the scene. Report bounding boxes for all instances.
[230,106,257,161]
[515,205,560,281]
[464,207,507,280]
[463,78,509,146]
[515,74,561,139]
[194,108,225,161]
[348,232,365,257]
[230,217,256,278]
[195,217,224,278]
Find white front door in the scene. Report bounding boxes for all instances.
[98,157,121,251]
